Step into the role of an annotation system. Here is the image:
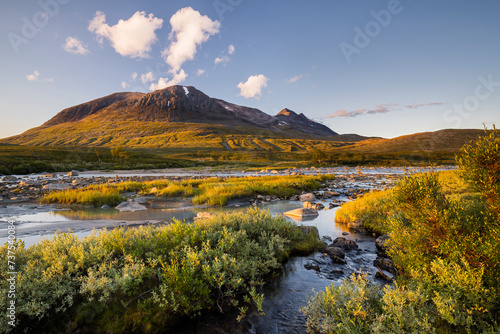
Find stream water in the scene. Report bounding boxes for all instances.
[0,166,455,333]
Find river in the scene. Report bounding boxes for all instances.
[0,166,455,333]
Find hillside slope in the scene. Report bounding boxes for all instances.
[1,85,346,148]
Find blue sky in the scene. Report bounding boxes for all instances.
[1,0,499,139]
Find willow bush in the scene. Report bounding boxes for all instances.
[0,209,322,333]
[303,129,500,333]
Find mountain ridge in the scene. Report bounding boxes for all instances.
[1,85,342,147]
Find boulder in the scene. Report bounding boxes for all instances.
[329,203,340,209]
[330,237,359,250]
[283,208,319,219]
[374,257,396,274]
[303,201,313,208]
[348,220,366,232]
[196,212,214,219]
[289,194,299,201]
[299,193,316,202]
[67,170,79,177]
[312,203,325,210]
[115,201,147,212]
[375,270,393,282]
[1,175,18,182]
[325,246,345,259]
[322,191,333,199]
[375,234,390,255]
[304,261,320,271]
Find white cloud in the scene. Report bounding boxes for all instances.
[237,74,269,99]
[88,11,163,58]
[26,70,39,81]
[196,69,205,76]
[44,78,54,83]
[63,36,89,55]
[131,72,138,81]
[150,69,187,91]
[121,81,128,89]
[286,74,302,84]
[140,71,156,84]
[162,7,220,73]
[327,102,443,118]
[214,56,229,65]
[214,44,235,67]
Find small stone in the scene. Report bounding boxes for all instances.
[325,246,345,259]
[299,193,316,202]
[115,201,147,212]
[304,262,320,271]
[1,175,18,182]
[196,212,213,219]
[329,203,340,209]
[330,237,359,250]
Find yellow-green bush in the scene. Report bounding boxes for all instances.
[0,209,322,333]
[335,190,394,234]
[304,131,500,333]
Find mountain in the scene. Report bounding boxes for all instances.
[1,85,342,148]
[275,108,337,137]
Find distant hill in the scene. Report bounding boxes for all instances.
[1,85,350,148]
[345,129,488,153]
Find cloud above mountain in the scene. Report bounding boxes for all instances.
[237,74,268,99]
[88,11,163,58]
[150,7,220,90]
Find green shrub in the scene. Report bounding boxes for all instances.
[0,209,322,333]
[304,130,500,333]
[335,190,394,234]
[458,128,500,216]
[302,274,381,333]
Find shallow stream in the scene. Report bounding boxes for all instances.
[0,166,455,333]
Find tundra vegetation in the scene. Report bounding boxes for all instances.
[0,209,324,333]
[40,174,335,206]
[303,130,500,333]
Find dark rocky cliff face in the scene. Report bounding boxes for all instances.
[275,108,338,136]
[44,92,144,126]
[37,85,338,137]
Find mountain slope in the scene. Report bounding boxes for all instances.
[275,108,337,137]
[345,129,487,153]
[1,85,342,148]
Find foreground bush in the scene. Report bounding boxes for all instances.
[0,209,322,333]
[304,130,500,333]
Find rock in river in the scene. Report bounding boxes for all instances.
[375,234,390,255]
[196,212,214,219]
[1,175,18,182]
[329,237,359,250]
[115,201,148,212]
[283,208,319,219]
[299,193,316,202]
